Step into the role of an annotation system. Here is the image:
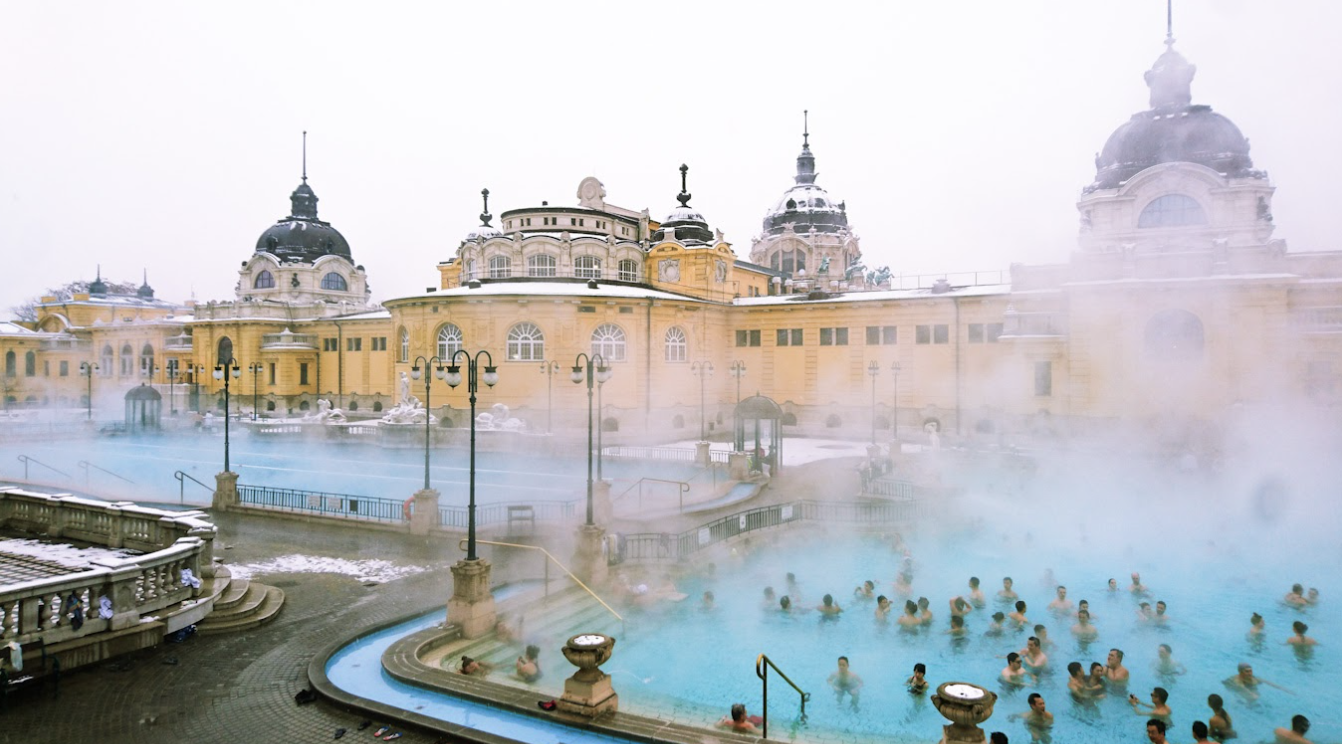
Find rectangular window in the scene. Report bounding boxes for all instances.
[347,338,362,352]
[1034,361,1052,396]
[59,361,69,377]
[778,328,802,346]
[372,337,387,351]
[836,328,848,345]
[883,326,897,344]
[736,330,748,347]
[933,324,949,344]
[269,362,276,385]
[820,328,832,346]
[819,327,847,346]
[916,325,931,344]
[578,306,596,313]
[986,323,1004,342]
[777,329,790,346]
[866,326,880,345]
[43,360,50,376]
[968,324,984,343]
[790,329,802,346]
[323,338,338,352]
[300,362,309,386]
[751,330,762,347]
[619,306,633,314]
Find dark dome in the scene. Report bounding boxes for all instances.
[1087,41,1257,192]
[254,180,352,262]
[651,165,714,244]
[762,129,848,236]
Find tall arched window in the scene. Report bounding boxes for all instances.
[591,324,626,361]
[664,326,687,362]
[320,272,348,291]
[488,255,512,278]
[1144,309,1205,361]
[3,351,13,378]
[399,328,409,363]
[101,344,114,376]
[120,343,134,376]
[464,259,476,281]
[253,270,275,289]
[575,255,602,279]
[618,259,639,282]
[1138,194,1207,228]
[24,351,36,377]
[437,324,463,359]
[527,254,557,277]
[140,343,154,377]
[506,322,545,361]
[217,336,234,365]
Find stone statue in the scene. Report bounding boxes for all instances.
[398,371,411,407]
[475,403,528,432]
[818,255,831,274]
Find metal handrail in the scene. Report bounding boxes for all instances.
[77,460,135,487]
[457,537,624,635]
[754,653,809,739]
[611,477,691,512]
[174,470,214,505]
[16,455,71,481]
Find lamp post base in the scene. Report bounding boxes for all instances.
[409,488,439,536]
[447,558,496,639]
[213,471,239,512]
[571,524,608,588]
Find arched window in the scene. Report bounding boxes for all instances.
[266,400,276,411]
[1138,194,1207,228]
[527,254,557,277]
[575,255,601,279]
[664,326,687,362]
[120,343,134,376]
[488,255,512,279]
[320,272,348,291]
[590,323,626,361]
[140,343,154,377]
[399,328,410,363]
[372,401,383,412]
[217,336,233,366]
[299,400,311,411]
[1144,309,1205,361]
[24,351,36,377]
[3,351,13,378]
[437,324,463,359]
[101,344,114,376]
[618,259,639,282]
[507,322,545,361]
[253,270,275,289]
[464,259,476,281]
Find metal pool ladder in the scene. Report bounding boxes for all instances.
[755,653,809,739]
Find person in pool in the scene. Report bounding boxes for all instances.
[906,662,929,694]
[1153,600,1170,625]
[1001,652,1032,687]
[985,611,1007,636]
[1047,586,1073,615]
[1129,687,1172,724]
[950,596,973,617]
[1088,663,1109,698]
[515,644,541,682]
[779,595,793,612]
[1033,624,1055,651]
[1066,662,1093,700]
[716,703,758,734]
[1019,636,1048,674]
[1130,572,1148,594]
[1008,693,1054,743]
[947,614,968,638]
[1008,600,1029,629]
[1247,612,1266,641]
[817,593,843,615]
[1153,644,1186,677]
[898,600,921,629]
[894,569,914,596]
[1283,584,1308,608]
[1207,693,1236,741]
[761,586,776,609]
[1072,609,1099,640]
[999,576,1018,600]
[827,656,863,710]
[1108,578,1119,592]
[1076,598,1095,619]
[968,576,987,607]
[918,596,934,625]
[875,595,892,621]
[1274,715,1312,744]
[1191,720,1213,744]
[1223,662,1289,702]
[1146,718,1169,744]
[1286,620,1317,646]
[854,580,876,599]
[1106,648,1130,687]
[1305,588,1320,606]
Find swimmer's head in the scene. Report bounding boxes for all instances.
[1251,612,1263,625]
[877,595,889,605]
[1147,719,1166,736]
[1293,620,1308,634]
[992,611,1005,622]
[990,733,1008,744]
[1208,694,1224,710]
[1292,583,1304,594]
[1156,601,1167,614]
[730,702,746,721]
[1067,661,1082,677]
[823,593,834,606]
[918,596,930,609]
[1028,693,1044,710]
[1033,624,1046,634]
[1158,644,1171,656]
[1056,586,1066,598]
[969,576,980,588]
[1027,636,1041,650]
[780,595,791,609]
[914,662,926,674]
[1078,609,1090,621]
[1152,687,1168,704]
[905,600,918,614]
[1108,578,1117,589]
[1090,662,1105,674]
[1079,600,1089,610]
[951,615,964,628]
[1109,648,1125,662]
[1015,600,1026,612]
[764,586,775,599]
[1192,721,1208,739]
[837,655,849,667]
[1292,715,1309,734]
[1003,577,1013,587]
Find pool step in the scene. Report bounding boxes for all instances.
[196,583,285,635]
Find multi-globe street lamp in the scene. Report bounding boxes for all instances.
[867,361,882,444]
[539,361,561,434]
[79,362,98,420]
[691,361,713,441]
[248,362,264,420]
[890,362,901,441]
[409,355,446,491]
[444,349,499,561]
[729,361,746,406]
[164,361,179,415]
[571,353,612,526]
[213,358,241,472]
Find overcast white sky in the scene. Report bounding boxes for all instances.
[3,1,1339,314]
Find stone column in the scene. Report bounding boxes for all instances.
[728,451,747,480]
[409,488,439,536]
[571,523,608,588]
[92,562,146,631]
[592,481,612,525]
[446,558,496,639]
[213,471,239,512]
[694,441,711,466]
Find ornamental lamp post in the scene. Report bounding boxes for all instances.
[409,355,446,491]
[539,361,560,434]
[571,353,611,526]
[890,361,902,442]
[79,362,98,420]
[690,361,713,441]
[445,349,499,561]
[213,358,241,472]
[867,360,880,444]
[729,360,746,406]
[248,362,264,420]
[165,361,179,415]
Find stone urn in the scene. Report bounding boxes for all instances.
[930,681,996,743]
[557,633,618,717]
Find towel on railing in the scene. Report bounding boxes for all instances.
[99,596,114,620]
[68,592,84,631]
[6,641,20,672]
[180,568,202,589]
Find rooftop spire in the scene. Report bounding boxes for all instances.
[302,130,308,183]
[803,109,810,150]
[677,164,692,207]
[89,264,107,295]
[137,269,154,299]
[794,110,818,185]
[1144,1,1195,111]
[1166,0,1174,47]
[288,131,319,220]
[479,188,493,227]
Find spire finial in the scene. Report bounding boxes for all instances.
[479,188,493,227]
[1166,0,1174,47]
[301,130,308,183]
[96,264,102,281]
[676,164,691,207]
[803,109,810,149]
[143,268,148,284]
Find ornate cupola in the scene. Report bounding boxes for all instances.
[463,188,503,243]
[136,269,155,299]
[88,265,108,295]
[254,131,353,262]
[761,111,850,237]
[651,164,714,245]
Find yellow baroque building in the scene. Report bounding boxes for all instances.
[4,34,1340,454]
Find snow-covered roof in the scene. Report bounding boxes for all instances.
[331,309,392,321]
[39,295,181,309]
[733,283,1011,307]
[0,322,41,336]
[385,281,709,305]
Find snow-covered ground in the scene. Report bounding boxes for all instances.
[0,537,140,568]
[225,554,429,584]
[663,437,877,466]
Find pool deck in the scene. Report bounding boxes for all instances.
[0,455,872,744]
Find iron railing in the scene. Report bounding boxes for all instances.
[237,484,405,522]
[864,477,917,499]
[15,455,70,482]
[458,538,624,635]
[174,470,214,505]
[77,461,134,488]
[438,499,577,529]
[755,653,809,739]
[611,477,690,512]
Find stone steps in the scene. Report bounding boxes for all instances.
[196,584,285,635]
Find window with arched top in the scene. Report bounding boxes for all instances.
[437,324,463,360]
[506,322,545,361]
[618,259,639,282]
[575,255,601,279]
[1144,309,1205,361]
[488,255,512,278]
[3,351,13,378]
[1138,194,1207,228]
[527,254,557,277]
[253,270,275,289]
[591,323,626,361]
[101,344,114,376]
[463,259,476,281]
[119,343,134,376]
[24,351,36,377]
[664,326,687,362]
[217,336,233,365]
[140,343,154,377]
[320,272,348,291]
[399,328,409,363]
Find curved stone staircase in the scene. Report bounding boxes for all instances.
[193,565,286,635]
